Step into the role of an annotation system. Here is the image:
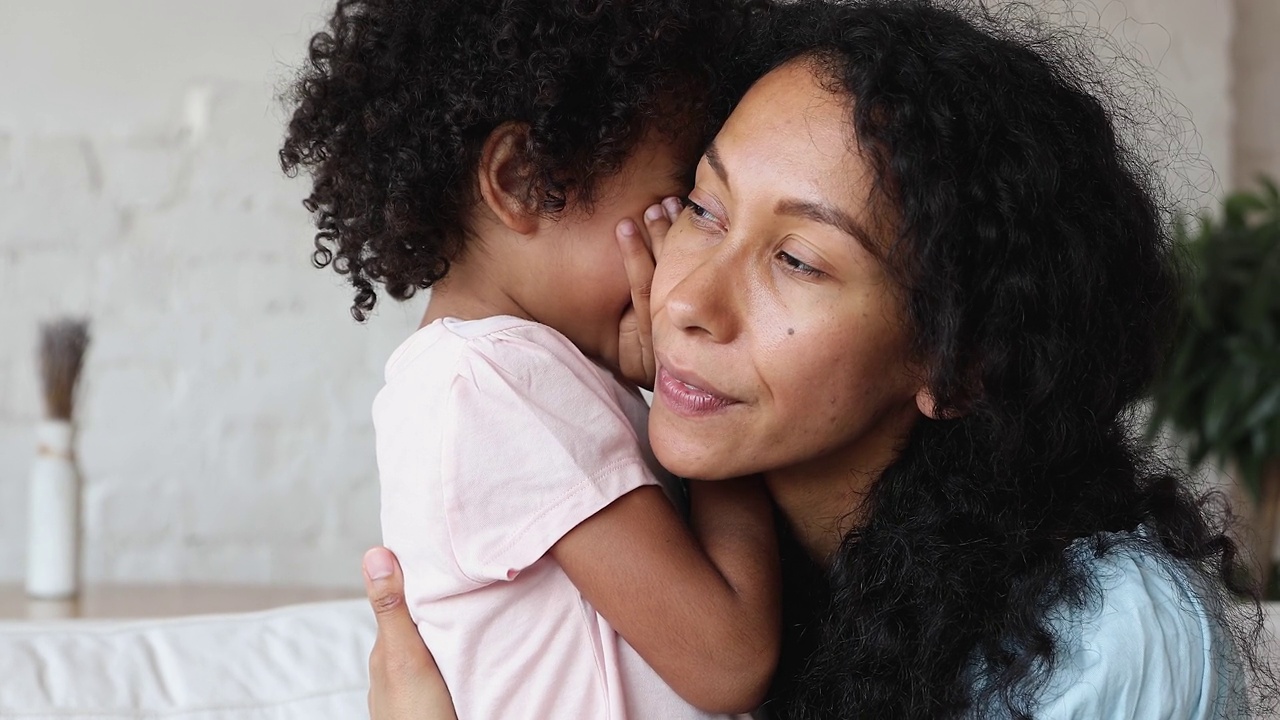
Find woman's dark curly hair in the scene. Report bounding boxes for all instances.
[281,0,757,320]
[751,1,1276,718]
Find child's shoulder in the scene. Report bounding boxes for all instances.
[384,315,596,384]
[432,315,549,342]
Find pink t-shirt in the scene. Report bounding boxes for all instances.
[375,316,744,720]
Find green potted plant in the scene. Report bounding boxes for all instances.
[1149,177,1280,591]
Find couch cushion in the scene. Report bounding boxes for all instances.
[0,599,373,719]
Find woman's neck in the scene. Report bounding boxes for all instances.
[765,467,873,563]
[764,406,922,563]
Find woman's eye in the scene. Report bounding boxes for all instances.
[682,197,722,228]
[778,251,823,277]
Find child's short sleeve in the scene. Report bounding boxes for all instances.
[440,326,657,584]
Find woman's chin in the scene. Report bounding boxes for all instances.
[652,434,737,481]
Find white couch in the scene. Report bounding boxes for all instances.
[2,601,1278,719]
[0,600,373,719]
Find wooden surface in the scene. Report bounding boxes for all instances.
[0,584,361,621]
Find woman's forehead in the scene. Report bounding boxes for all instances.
[733,61,846,131]
[717,64,857,174]
[710,62,874,219]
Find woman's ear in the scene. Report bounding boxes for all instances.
[915,386,941,420]
[476,122,540,235]
[915,384,968,421]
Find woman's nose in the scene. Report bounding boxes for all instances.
[661,246,739,344]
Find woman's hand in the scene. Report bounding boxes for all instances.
[362,547,458,720]
[616,197,682,390]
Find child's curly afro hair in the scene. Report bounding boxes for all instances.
[280,0,761,320]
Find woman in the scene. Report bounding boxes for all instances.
[361,1,1271,717]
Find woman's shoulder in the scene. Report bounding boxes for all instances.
[1032,533,1237,719]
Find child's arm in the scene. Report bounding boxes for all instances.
[550,478,781,714]
[582,200,779,712]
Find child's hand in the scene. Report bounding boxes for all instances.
[616,197,681,390]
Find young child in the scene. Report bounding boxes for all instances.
[280,1,780,718]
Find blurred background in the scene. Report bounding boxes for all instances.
[0,0,1276,591]
[0,0,425,589]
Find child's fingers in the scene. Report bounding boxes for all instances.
[616,218,657,389]
[662,196,683,223]
[618,219,655,328]
[617,308,648,389]
[643,198,680,261]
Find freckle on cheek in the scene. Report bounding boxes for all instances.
[787,328,795,336]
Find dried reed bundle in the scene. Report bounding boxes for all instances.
[38,318,90,421]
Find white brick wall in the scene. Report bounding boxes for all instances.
[1034,0,1235,197]
[0,0,424,587]
[0,0,1261,588]
[1235,0,1280,185]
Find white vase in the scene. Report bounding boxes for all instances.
[25,419,80,599]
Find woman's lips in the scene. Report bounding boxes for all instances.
[655,366,738,417]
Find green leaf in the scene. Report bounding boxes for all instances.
[1202,373,1240,443]
[1224,193,1267,228]
[1260,176,1280,209]
[1252,425,1271,466]
[1242,385,1280,431]
[1240,453,1263,499]
[1152,175,1280,494]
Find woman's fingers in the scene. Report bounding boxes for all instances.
[363,547,457,720]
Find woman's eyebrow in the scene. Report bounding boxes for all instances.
[774,198,874,249]
[704,142,730,187]
[706,139,877,253]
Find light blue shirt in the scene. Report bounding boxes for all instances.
[756,537,1240,719]
[1029,539,1238,719]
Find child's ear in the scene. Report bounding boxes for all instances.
[477,122,541,235]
